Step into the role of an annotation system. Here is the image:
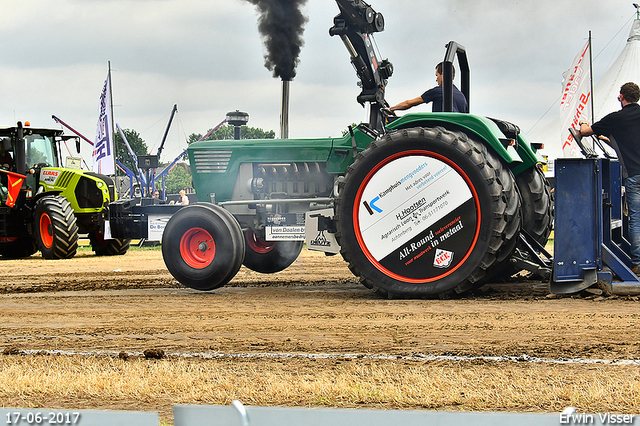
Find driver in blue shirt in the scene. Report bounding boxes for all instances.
[387,62,468,114]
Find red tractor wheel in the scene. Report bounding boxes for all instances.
[34,195,79,259]
[162,204,245,291]
[39,212,53,249]
[242,229,303,273]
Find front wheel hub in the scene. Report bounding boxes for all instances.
[198,241,209,253]
[180,228,216,269]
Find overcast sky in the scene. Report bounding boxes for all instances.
[1,0,637,163]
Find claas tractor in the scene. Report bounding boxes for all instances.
[0,122,130,259]
[159,0,553,298]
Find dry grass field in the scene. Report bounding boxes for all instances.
[1,247,639,424]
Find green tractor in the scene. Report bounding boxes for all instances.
[160,0,552,298]
[0,122,130,259]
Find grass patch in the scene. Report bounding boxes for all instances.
[0,354,638,424]
[77,241,162,251]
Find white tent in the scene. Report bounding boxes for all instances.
[594,19,640,119]
[532,18,640,175]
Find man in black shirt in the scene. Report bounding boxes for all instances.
[387,62,468,114]
[579,82,640,273]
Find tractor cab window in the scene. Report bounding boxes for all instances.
[25,134,58,168]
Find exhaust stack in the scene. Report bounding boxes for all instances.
[280,79,290,139]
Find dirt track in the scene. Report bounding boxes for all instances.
[1,248,639,361]
[3,248,640,424]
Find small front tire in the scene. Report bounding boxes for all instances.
[516,165,553,245]
[162,204,245,291]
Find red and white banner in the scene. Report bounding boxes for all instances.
[560,40,592,157]
[93,73,115,174]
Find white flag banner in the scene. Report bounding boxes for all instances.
[93,73,115,174]
[560,40,592,157]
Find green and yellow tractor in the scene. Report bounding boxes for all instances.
[0,122,129,259]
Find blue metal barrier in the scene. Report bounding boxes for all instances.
[173,403,566,426]
[552,157,640,294]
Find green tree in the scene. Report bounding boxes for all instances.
[188,133,202,145]
[188,125,275,143]
[242,126,275,140]
[163,162,192,195]
[341,123,360,137]
[115,129,149,174]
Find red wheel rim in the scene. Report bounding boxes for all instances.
[39,213,53,249]
[245,231,275,254]
[180,227,216,269]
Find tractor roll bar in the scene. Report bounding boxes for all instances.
[442,41,470,112]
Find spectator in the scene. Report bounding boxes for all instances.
[578,82,640,274]
[180,189,189,205]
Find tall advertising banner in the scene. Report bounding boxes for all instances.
[93,73,115,174]
[560,40,592,157]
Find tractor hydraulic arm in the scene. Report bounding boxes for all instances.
[330,0,393,131]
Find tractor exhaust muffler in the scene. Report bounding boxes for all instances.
[280,79,290,139]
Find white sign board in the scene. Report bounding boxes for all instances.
[148,214,172,241]
[265,225,305,241]
[305,208,340,254]
[65,157,82,170]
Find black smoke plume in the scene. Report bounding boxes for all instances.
[244,0,309,81]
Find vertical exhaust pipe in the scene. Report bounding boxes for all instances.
[16,121,25,176]
[280,79,290,139]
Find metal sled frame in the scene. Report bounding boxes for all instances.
[552,157,640,295]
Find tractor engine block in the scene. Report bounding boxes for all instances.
[251,162,334,199]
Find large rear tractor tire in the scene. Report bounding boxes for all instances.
[470,155,522,288]
[34,195,79,259]
[89,230,130,256]
[516,165,553,245]
[162,204,245,291]
[335,126,520,299]
[243,229,303,273]
[485,164,554,282]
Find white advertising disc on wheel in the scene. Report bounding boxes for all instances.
[354,151,480,282]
